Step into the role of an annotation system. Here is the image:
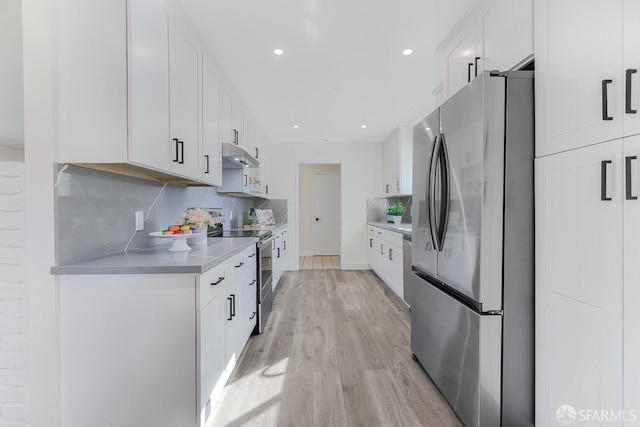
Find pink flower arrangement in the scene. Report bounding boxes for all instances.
[176,208,214,228]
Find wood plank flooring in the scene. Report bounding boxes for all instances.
[299,256,341,270]
[211,270,461,427]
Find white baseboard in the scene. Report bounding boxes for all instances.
[299,251,314,257]
[341,263,371,270]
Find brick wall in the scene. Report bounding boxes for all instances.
[0,163,27,426]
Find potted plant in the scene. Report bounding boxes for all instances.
[389,201,406,224]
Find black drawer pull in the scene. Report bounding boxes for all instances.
[204,155,210,174]
[235,262,244,268]
[601,160,612,201]
[230,294,236,317]
[211,276,225,286]
[249,279,256,286]
[248,253,256,258]
[474,57,480,77]
[468,62,473,83]
[227,297,233,320]
[602,79,613,121]
[249,312,256,320]
[627,69,637,114]
[173,138,179,162]
[627,156,637,200]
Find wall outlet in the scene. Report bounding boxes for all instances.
[135,211,144,231]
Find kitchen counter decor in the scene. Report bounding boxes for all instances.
[177,208,213,246]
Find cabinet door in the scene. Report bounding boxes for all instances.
[199,293,227,427]
[129,0,171,171]
[624,135,640,418]
[536,0,623,157]
[170,24,201,179]
[244,263,257,341]
[222,86,235,144]
[447,29,477,98]
[383,133,399,195]
[232,98,243,148]
[623,0,640,138]
[201,55,222,186]
[224,279,244,372]
[387,244,403,299]
[482,0,533,72]
[535,140,623,425]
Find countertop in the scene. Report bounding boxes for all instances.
[368,221,412,238]
[51,237,258,275]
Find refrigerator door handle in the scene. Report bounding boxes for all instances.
[428,134,442,251]
[437,133,451,250]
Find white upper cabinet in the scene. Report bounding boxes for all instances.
[383,126,412,196]
[482,0,533,72]
[221,85,235,145]
[201,54,222,186]
[232,96,244,149]
[128,0,171,172]
[623,0,640,139]
[169,22,201,180]
[447,27,480,98]
[536,0,623,157]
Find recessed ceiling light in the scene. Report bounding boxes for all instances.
[361,125,367,128]
[273,48,284,56]
[402,49,413,56]
[293,125,299,128]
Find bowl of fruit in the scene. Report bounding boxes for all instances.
[150,209,213,251]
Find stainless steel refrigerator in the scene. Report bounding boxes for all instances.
[410,71,534,427]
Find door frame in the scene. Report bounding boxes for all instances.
[295,162,342,269]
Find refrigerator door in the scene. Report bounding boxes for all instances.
[412,110,440,278]
[410,272,502,427]
[438,73,506,310]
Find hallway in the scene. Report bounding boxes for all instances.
[211,270,461,427]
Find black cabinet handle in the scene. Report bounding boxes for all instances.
[235,262,244,268]
[468,63,473,83]
[233,129,238,145]
[178,140,184,164]
[389,248,393,261]
[227,297,233,320]
[248,253,256,258]
[283,241,286,250]
[173,138,179,162]
[249,279,256,286]
[601,160,612,201]
[204,155,210,174]
[255,147,259,158]
[380,244,384,255]
[627,156,637,200]
[244,174,248,187]
[249,312,256,320]
[277,247,280,258]
[211,276,225,286]
[627,69,637,114]
[230,294,236,317]
[386,184,389,193]
[602,79,613,121]
[474,57,480,77]
[396,180,400,191]
[265,185,269,194]
[369,238,373,248]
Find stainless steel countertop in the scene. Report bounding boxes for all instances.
[368,221,412,238]
[51,237,258,275]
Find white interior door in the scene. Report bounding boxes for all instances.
[313,173,340,255]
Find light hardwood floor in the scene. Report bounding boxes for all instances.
[212,270,461,427]
[299,256,341,270]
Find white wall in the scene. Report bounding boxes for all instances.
[0,0,24,150]
[268,142,383,270]
[298,164,341,256]
[0,147,25,162]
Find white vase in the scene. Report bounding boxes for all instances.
[393,216,402,224]
[190,225,208,245]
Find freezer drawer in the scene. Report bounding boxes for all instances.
[410,272,501,427]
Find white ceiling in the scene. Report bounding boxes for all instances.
[180,0,475,144]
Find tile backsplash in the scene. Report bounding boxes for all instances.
[366,196,412,224]
[55,165,266,265]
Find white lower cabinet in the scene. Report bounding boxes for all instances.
[368,225,404,300]
[59,246,257,427]
[273,227,287,290]
[536,139,627,424]
[244,258,258,342]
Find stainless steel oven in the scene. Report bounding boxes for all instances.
[257,235,273,333]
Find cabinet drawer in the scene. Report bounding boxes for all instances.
[198,263,228,310]
[378,228,403,247]
[227,251,247,282]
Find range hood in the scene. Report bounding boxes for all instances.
[222,143,260,169]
